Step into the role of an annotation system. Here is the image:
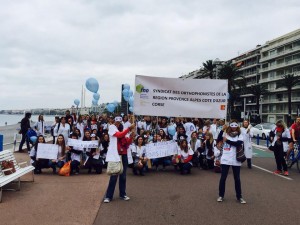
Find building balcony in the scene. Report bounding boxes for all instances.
[260,58,300,73]
[260,45,300,62]
[260,70,300,83]
[262,97,300,104]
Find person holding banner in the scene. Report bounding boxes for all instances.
[49,134,67,174]
[217,120,246,204]
[130,136,148,176]
[152,134,172,171]
[103,116,135,203]
[68,133,82,175]
[30,135,48,174]
[176,139,194,175]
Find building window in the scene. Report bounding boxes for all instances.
[270,49,276,55]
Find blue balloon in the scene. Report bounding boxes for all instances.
[124,96,129,102]
[93,93,100,100]
[30,136,37,144]
[122,89,129,97]
[167,125,176,136]
[92,99,98,105]
[123,84,130,90]
[113,100,119,107]
[107,103,115,113]
[128,90,133,97]
[129,106,134,112]
[74,99,80,106]
[128,96,134,106]
[86,78,99,93]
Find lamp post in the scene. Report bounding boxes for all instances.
[213,58,221,79]
[260,95,263,123]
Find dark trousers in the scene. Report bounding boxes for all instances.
[49,160,65,173]
[152,157,171,168]
[71,160,80,173]
[19,133,30,151]
[105,154,128,200]
[34,159,49,171]
[219,165,242,200]
[179,162,192,173]
[273,145,287,171]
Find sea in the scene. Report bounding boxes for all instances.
[0,114,57,127]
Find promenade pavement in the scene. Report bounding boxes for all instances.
[1,143,300,225]
[0,152,109,225]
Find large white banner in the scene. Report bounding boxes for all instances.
[134,75,228,118]
[37,143,59,160]
[145,141,178,159]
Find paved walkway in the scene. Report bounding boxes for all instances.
[0,152,108,225]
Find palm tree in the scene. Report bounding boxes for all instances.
[218,62,241,119]
[202,60,215,79]
[248,83,269,123]
[276,74,300,125]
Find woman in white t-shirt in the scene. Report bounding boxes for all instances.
[176,139,194,174]
[130,135,148,176]
[217,120,246,204]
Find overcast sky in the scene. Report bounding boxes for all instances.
[1,0,300,110]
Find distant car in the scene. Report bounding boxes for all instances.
[251,123,276,140]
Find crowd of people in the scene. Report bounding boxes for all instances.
[18,110,300,204]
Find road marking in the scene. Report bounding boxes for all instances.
[252,164,293,181]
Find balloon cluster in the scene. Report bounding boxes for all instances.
[86,78,100,106]
[106,101,119,113]
[122,84,134,112]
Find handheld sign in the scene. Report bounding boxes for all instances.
[67,139,98,150]
[145,140,178,159]
[37,143,59,160]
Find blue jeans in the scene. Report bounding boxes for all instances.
[219,164,242,199]
[49,160,65,173]
[152,157,171,168]
[105,154,128,200]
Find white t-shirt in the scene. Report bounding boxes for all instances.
[178,146,194,160]
[183,122,196,142]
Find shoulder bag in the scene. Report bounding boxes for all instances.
[236,144,246,163]
[107,157,123,175]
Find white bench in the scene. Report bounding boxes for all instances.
[0,150,35,203]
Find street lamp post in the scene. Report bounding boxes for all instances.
[213,58,221,79]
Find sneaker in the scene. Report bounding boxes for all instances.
[273,170,282,175]
[217,197,223,202]
[103,198,110,203]
[283,171,289,176]
[120,196,130,201]
[238,198,246,204]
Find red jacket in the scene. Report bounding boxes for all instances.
[113,128,133,155]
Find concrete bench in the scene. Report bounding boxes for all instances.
[0,150,35,203]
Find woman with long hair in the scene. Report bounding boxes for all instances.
[130,136,148,176]
[176,139,194,174]
[30,135,47,174]
[34,114,46,136]
[201,132,215,170]
[240,120,253,169]
[217,120,246,204]
[49,134,67,174]
[269,120,290,176]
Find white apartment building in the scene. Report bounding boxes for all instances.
[259,29,300,123]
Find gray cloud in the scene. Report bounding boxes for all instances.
[1,0,300,109]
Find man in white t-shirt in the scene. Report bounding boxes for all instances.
[183,118,196,143]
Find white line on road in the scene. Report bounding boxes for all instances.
[252,164,293,181]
